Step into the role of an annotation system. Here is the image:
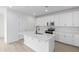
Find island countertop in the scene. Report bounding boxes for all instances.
[23,31,55,52]
[21,31,55,41]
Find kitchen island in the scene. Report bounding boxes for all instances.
[22,31,55,52]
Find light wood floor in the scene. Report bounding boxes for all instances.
[0,38,79,52]
[55,41,79,52]
[0,39,33,52]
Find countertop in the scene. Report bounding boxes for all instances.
[20,31,55,41]
[53,31,79,35]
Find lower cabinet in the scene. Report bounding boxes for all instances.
[63,33,73,45]
[24,35,55,52]
[73,34,79,47]
[55,32,79,47]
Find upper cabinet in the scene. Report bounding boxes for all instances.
[36,10,79,27]
[61,13,72,26]
[54,12,73,26]
[59,13,65,26]
[36,16,54,26]
[72,11,79,26]
[36,17,47,26]
[54,14,60,26]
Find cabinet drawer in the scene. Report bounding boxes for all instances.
[56,33,65,42]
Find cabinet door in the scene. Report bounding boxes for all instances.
[54,13,72,26]
[58,33,65,42]
[55,32,65,42]
[56,32,73,45]
[61,13,72,26]
[73,11,79,26]
[54,14,60,26]
[38,40,49,52]
[73,34,79,47]
[36,17,48,26]
[63,33,73,45]
[59,14,65,26]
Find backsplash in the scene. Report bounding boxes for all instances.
[36,26,48,34]
[55,27,79,33]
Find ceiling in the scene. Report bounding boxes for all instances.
[8,6,78,17]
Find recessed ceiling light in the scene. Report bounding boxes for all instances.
[44,6,48,12]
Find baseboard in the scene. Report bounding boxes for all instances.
[8,38,24,44]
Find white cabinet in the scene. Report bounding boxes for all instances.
[54,14,60,26]
[54,14,65,26]
[64,13,72,26]
[37,10,79,27]
[55,32,79,47]
[36,17,46,26]
[58,14,64,26]
[58,33,65,42]
[24,33,55,52]
[55,32,73,45]
[36,16,54,26]
[54,32,65,42]
[63,33,73,45]
[73,34,79,47]
[54,12,72,26]
[72,11,79,26]
[60,13,72,26]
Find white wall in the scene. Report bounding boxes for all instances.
[7,9,36,43]
[22,15,36,31]
[0,14,4,38]
[0,7,6,38]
